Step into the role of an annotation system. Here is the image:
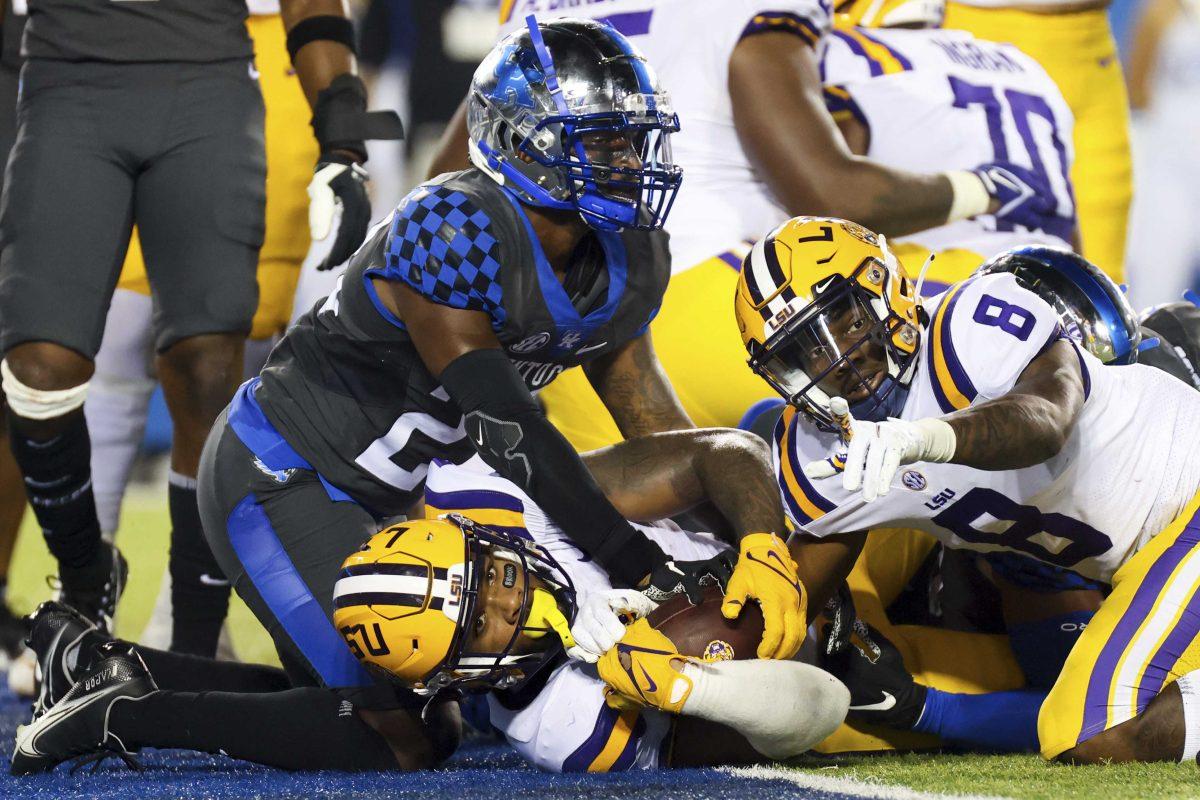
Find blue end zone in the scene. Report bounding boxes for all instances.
[0,668,878,800]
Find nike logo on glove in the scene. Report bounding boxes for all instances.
[849,691,896,712]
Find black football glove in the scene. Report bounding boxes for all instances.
[643,551,736,605]
[821,616,928,730]
[308,155,373,271]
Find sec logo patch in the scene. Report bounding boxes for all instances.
[901,470,927,491]
[702,640,735,662]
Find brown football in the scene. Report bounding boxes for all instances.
[647,585,765,662]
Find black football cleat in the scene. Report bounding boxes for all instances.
[11,641,155,776]
[25,600,112,719]
[58,542,128,634]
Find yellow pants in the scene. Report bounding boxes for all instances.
[1038,491,1200,759]
[542,245,776,452]
[816,529,1027,753]
[117,13,314,341]
[943,4,1132,281]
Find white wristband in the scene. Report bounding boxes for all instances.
[944,170,991,223]
[913,417,957,463]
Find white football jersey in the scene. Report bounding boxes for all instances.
[498,0,832,271]
[822,27,1075,260]
[774,273,1200,584]
[423,457,728,772]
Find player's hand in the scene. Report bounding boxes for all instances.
[566,589,659,664]
[643,551,736,605]
[720,533,807,660]
[803,398,955,502]
[819,619,928,730]
[597,618,697,714]
[307,154,373,271]
[971,162,1057,231]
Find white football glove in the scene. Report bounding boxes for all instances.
[566,589,659,664]
[307,159,372,271]
[804,397,956,502]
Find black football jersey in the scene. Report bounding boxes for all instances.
[255,169,670,517]
[23,0,252,63]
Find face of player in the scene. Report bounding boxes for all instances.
[465,549,561,659]
[792,291,889,404]
[579,129,644,202]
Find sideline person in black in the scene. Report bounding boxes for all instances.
[0,0,401,651]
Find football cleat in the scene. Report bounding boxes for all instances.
[58,542,128,634]
[11,641,154,776]
[26,600,111,719]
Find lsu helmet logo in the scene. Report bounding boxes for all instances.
[702,640,736,662]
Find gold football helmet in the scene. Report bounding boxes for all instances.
[333,515,575,695]
[735,217,921,429]
[834,0,944,28]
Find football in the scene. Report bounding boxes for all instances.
[647,585,765,662]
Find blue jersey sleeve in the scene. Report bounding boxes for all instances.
[383,183,506,324]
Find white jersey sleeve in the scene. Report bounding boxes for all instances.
[925,272,1065,407]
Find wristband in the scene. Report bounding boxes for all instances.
[944,170,990,223]
[913,417,957,463]
[287,15,357,63]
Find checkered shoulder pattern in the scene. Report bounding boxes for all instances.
[384,184,506,324]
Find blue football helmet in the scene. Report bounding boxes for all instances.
[467,15,682,232]
[977,246,1141,365]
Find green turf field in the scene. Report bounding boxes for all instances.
[7,489,1200,799]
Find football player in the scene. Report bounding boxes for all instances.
[942,0,1132,280]
[11,426,824,773]
[428,0,1065,450]
[81,0,323,659]
[737,216,1200,764]
[824,0,1078,294]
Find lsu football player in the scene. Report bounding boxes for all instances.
[333,445,846,773]
[431,0,1063,451]
[941,0,1132,280]
[825,0,1078,294]
[738,216,1200,764]
[12,426,830,773]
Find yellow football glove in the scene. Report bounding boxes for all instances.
[596,618,698,714]
[721,532,808,660]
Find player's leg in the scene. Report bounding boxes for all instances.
[1038,493,1200,763]
[0,59,137,628]
[136,59,265,657]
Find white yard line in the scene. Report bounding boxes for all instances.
[719,765,1013,800]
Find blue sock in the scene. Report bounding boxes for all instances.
[913,686,1046,752]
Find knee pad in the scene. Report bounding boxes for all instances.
[1,358,89,420]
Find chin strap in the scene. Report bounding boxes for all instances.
[912,251,936,302]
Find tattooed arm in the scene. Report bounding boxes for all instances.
[945,340,1085,470]
[583,428,784,538]
[584,331,693,439]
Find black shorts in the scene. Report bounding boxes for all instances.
[0,58,265,357]
[197,407,421,711]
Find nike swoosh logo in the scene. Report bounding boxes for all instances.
[850,691,896,712]
[199,573,230,587]
[638,665,657,695]
[576,341,608,355]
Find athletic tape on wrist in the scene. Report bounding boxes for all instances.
[913,417,957,463]
[1,359,88,420]
[945,170,991,223]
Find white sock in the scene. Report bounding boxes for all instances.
[1177,671,1200,763]
[681,659,849,760]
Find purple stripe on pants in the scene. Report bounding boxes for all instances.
[1078,512,1200,744]
[1136,526,1200,711]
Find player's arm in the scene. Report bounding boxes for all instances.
[583,332,693,439]
[580,428,806,659]
[729,32,1051,236]
[787,531,865,621]
[390,282,673,590]
[810,341,1085,500]
[279,0,405,269]
[943,339,1085,470]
